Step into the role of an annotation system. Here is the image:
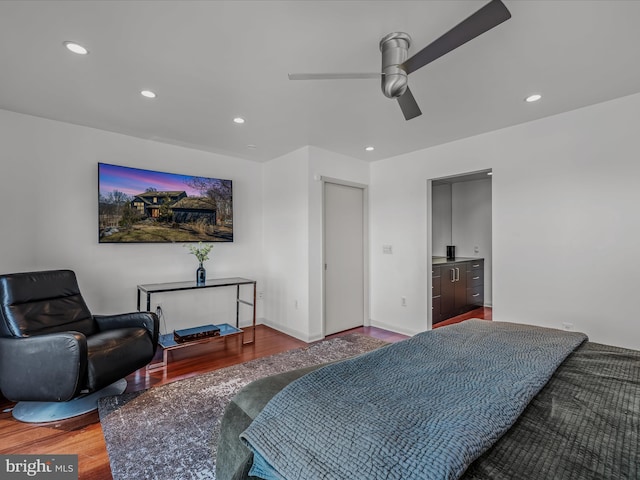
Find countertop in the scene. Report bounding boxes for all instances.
[432,256,484,265]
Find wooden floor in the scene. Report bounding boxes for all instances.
[0,307,490,480]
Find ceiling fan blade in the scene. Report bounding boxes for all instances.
[397,86,422,120]
[288,73,380,80]
[401,0,511,75]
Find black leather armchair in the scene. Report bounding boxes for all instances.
[0,269,159,422]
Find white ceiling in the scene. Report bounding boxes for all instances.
[1,0,640,163]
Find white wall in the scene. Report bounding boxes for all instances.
[452,179,492,304]
[431,184,452,257]
[0,109,264,333]
[261,147,310,339]
[370,92,640,349]
[261,146,369,342]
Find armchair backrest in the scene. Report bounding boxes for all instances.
[0,270,97,338]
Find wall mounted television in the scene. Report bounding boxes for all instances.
[98,163,233,243]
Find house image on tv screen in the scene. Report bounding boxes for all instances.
[131,191,187,218]
[171,196,217,225]
[98,163,233,243]
[131,190,217,230]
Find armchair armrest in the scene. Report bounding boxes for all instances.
[94,312,159,351]
[0,333,87,402]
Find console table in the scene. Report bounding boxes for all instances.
[137,277,256,369]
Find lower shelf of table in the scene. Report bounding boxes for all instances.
[148,323,244,371]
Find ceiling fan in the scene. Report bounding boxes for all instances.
[288,0,511,121]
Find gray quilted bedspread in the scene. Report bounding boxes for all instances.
[240,320,587,480]
[462,341,640,479]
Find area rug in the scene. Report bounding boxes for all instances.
[98,334,388,480]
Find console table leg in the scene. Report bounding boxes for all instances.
[242,282,257,345]
[236,285,240,329]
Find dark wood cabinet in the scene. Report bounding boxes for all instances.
[440,262,467,320]
[466,260,484,309]
[432,258,484,325]
[432,266,442,324]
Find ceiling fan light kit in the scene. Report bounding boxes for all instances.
[288,0,511,121]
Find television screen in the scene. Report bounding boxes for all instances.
[98,163,233,243]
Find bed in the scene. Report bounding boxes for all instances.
[216,320,640,480]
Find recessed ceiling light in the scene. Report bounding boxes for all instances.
[525,93,542,103]
[365,146,375,152]
[63,41,88,55]
[140,90,157,99]
[233,117,245,124]
[247,144,257,149]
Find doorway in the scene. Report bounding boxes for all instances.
[429,170,492,327]
[323,180,366,336]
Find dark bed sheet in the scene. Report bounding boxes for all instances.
[216,342,640,480]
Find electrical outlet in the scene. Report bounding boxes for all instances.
[294,300,299,309]
[562,322,574,331]
[258,291,264,299]
[401,296,407,307]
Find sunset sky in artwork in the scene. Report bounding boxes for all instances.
[98,163,206,197]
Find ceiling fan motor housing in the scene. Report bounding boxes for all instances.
[380,32,411,98]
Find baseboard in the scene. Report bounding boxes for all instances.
[259,318,318,343]
[259,317,417,343]
[369,319,420,337]
[238,318,264,329]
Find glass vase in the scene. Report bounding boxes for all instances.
[196,262,206,286]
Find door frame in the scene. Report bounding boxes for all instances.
[426,178,434,329]
[427,169,493,329]
[321,176,369,337]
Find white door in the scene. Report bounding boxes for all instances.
[324,182,365,335]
